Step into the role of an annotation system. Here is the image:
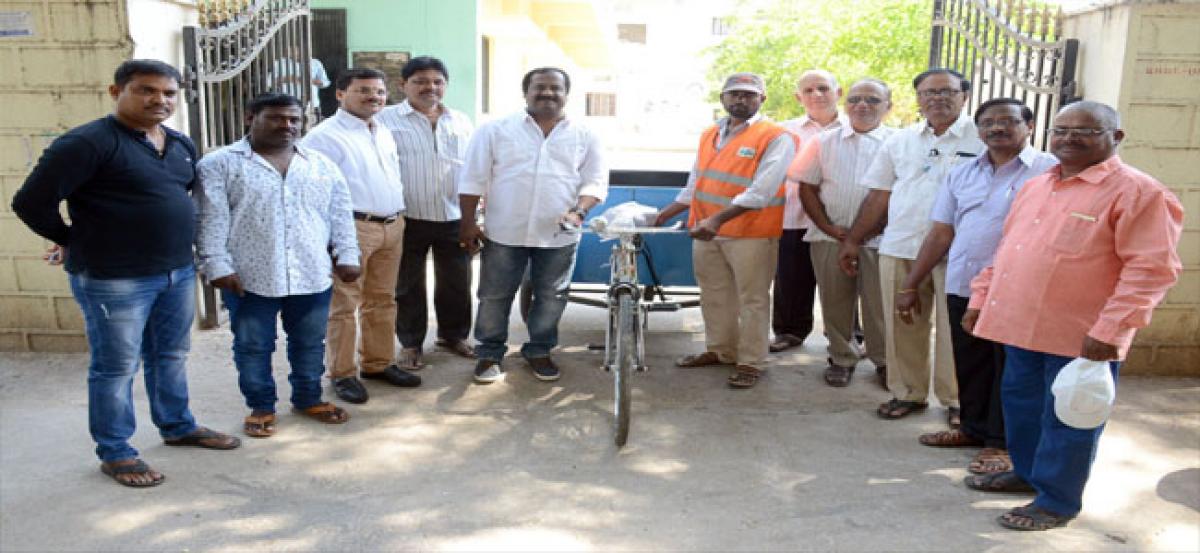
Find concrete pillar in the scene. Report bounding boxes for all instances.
[1063,1,1200,375]
[0,0,133,352]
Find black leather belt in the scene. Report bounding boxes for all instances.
[353,211,401,224]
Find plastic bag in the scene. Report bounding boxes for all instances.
[588,201,660,241]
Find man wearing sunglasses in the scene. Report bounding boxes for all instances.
[838,68,985,425]
[963,101,1183,531]
[792,78,896,388]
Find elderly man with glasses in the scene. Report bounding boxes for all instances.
[838,68,984,425]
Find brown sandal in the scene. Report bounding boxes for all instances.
[918,429,983,447]
[294,402,350,424]
[243,412,277,438]
[969,448,1013,474]
[676,351,726,368]
[728,365,762,389]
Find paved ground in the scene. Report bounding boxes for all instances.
[1,299,1198,551]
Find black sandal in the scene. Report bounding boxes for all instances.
[998,503,1074,531]
[965,471,1035,493]
[163,426,242,450]
[876,398,928,419]
[100,459,164,488]
[823,360,854,387]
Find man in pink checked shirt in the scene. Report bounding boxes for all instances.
[962,101,1184,531]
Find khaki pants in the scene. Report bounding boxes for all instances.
[693,238,778,367]
[810,241,886,368]
[327,218,405,378]
[879,254,958,406]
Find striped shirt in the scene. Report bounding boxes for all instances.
[791,123,896,246]
[376,100,474,221]
[780,114,847,229]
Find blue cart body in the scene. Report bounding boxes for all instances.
[571,171,695,287]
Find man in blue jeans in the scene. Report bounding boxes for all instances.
[195,93,362,437]
[458,67,608,383]
[12,59,240,488]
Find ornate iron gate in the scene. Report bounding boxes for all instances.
[928,0,1080,149]
[182,0,313,328]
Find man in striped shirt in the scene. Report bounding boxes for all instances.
[793,78,896,387]
[377,56,476,370]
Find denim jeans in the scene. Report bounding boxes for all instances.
[474,240,576,361]
[1002,345,1120,516]
[69,265,198,463]
[222,288,332,413]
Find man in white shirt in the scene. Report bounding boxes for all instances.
[377,56,475,370]
[301,68,421,404]
[196,92,361,436]
[771,70,847,353]
[838,68,985,424]
[653,72,797,389]
[793,78,896,387]
[458,67,608,384]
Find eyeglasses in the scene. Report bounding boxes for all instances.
[978,118,1025,129]
[1049,127,1111,138]
[846,96,884,105]
[917,88,961,99]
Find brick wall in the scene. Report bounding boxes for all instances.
[0,1,132,352]
[1065,1,1200,375]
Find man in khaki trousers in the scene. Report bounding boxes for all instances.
[301,68,421,404]
[655,72,796,389]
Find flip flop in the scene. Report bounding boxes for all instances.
[969,448,1013,474]
[100,459,164,488]
[728,365,763,388]
[918,429,983,447]
[243,412,276,438]
[163,426,242,449]
[294,402,350,424]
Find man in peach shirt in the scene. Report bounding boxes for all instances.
[963,101,1184,531]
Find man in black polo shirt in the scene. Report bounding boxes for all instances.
[12,59,240,488]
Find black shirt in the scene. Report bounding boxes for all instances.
[11,115,198,278]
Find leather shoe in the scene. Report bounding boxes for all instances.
[362,365,421,388]
[332,376,369,404]
[768,334,804,353]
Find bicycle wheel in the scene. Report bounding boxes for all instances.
[613,292,637,446]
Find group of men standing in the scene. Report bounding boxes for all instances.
[652,67,1182,532]
[10,56,1185,533]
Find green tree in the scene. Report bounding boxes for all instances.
[709,0,931,125]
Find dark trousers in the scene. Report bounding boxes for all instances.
[772,228,816,340]
[394,218,472,348]
[947,294,1006,448]
[1003,345,1119,516]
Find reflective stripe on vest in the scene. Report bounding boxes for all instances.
[688,120,796,238]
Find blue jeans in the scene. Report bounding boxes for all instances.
[222,288,332,412]
[474,240,576,361]
[1002,345,1120,516]
[69,265,198,463]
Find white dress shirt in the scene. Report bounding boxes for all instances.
[195,138,360,297]
[792,123,897,246]
[862,112,985,259]
[675,113,797,211]
[458,110,608,248]
[300,109,405,217]
[376,100,474,221]
[780,113,847,229]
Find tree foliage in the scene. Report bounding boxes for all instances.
[709,0,931,125]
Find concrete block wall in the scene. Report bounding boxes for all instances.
[1065,1,1200,375]
[0,0,133,352]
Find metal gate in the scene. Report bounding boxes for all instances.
[928,0,1080,150]
[182,0,314,328]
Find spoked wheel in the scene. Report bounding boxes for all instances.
[613,292,637,447]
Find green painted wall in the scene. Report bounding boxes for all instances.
[311,0,478,118]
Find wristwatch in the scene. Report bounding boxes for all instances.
[568,206,588,218]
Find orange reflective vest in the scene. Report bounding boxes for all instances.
[687,120,796,238]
